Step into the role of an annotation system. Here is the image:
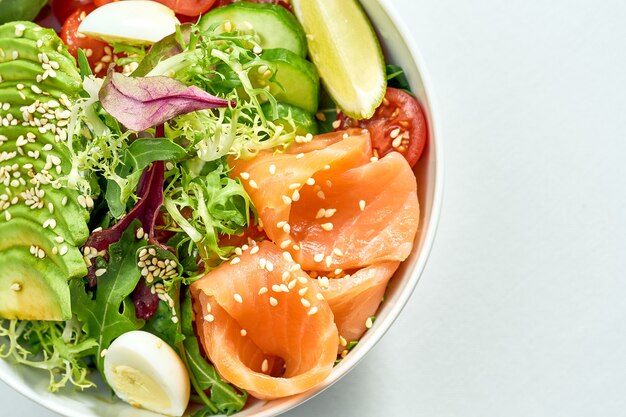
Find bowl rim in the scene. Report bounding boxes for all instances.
[0,0,444,415]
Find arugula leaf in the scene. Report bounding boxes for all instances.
[128,138,187,171]
[70,220,146,375]
[386,64,412,94]
[77,49,93,80]
[0,0,47,24]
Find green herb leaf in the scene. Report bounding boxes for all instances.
[69,220,146,376]
[128,138,187,171]
[386,64,412,94]
[77,48,93,80]
[0,0,47,24]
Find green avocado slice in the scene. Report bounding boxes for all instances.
[0,60,81,92]
[0,38,79,75]
[0,217,87,279]
[0,246,71,321]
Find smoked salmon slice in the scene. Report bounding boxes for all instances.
[317,262,400,350]
[230,130,420,271]
[190,240,339,400]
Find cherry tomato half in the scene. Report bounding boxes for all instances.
[95,0,216,16]
[335,88,428,167]
[51,0,93,24]
[60,5,118,77]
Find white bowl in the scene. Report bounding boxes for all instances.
[0,0,443,415]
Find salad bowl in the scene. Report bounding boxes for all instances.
[0,0,442,415]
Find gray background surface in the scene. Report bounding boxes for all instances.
[3,0,626,415]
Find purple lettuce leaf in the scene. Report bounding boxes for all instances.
[84,161,165,287]
[99,69,234,131]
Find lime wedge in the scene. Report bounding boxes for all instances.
[292,0,386,119]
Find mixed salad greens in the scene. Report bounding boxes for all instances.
[0,0,427,415]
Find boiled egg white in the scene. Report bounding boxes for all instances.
[78,1,180,46]
[103,331,190,417]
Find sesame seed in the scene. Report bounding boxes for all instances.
[261,359,269,373]
[359,200,366,211]
[54,236,64,243]
[280,239,292,249]
[282,195,292,205]
[37,248,45,259]
[298,287,308,296]
[240,172,250,180]
[234,293,243,303]
[60,245,68,256]
[301,298,311,308]
[295,153,305,159]
[288,183,301,190]
[95,268,107,277]
[272,284,282,293]
[258,287,268,295]
[280,283,289,292]
[370,156,379,162]
[282,251,293,262]
[269,297,278,306]
[266,260,274,272]
[313,253,324,263]
[235,247,243,256]
[292,189,300,201]
[240,329,247,337]
[392,136,403,148]
[136,228,145,239]
[253,45,263,54]
[277,221,286,228]
[250,245,259,255]
[316,293,325,300]
[230,257,241,265]
[334,268,343,275]
[4,211,10,221]
[204,314,215,322]
[365,317,374,329]
[306,178,315,186]
[249,179,259,189]
[259,258,266,269]
[282,223,291,233]
[317,191,326,200]
[269,164,276,175]
[325,255,333,268]
[321,222,334,231]
[339,336,348,346]
[10,282,21,291]
[308,306,318,315]
[297,276,308,285]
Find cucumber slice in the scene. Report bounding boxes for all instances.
[199,2,307,57]
[253,48,319,114]
[262,102,319,136]
[292,0,386,119]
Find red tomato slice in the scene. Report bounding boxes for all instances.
[95,0,216,16]
[51,0,93,23]
[335,88,428,167]
[60,5,115,77]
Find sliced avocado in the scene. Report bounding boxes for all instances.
[0,60,81,92]
[0,246,71,321]
[252,48,320,113]
[0,21,76,63]
[0,218,87,279]
[0,21,91,321]
[0,38,79,74]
